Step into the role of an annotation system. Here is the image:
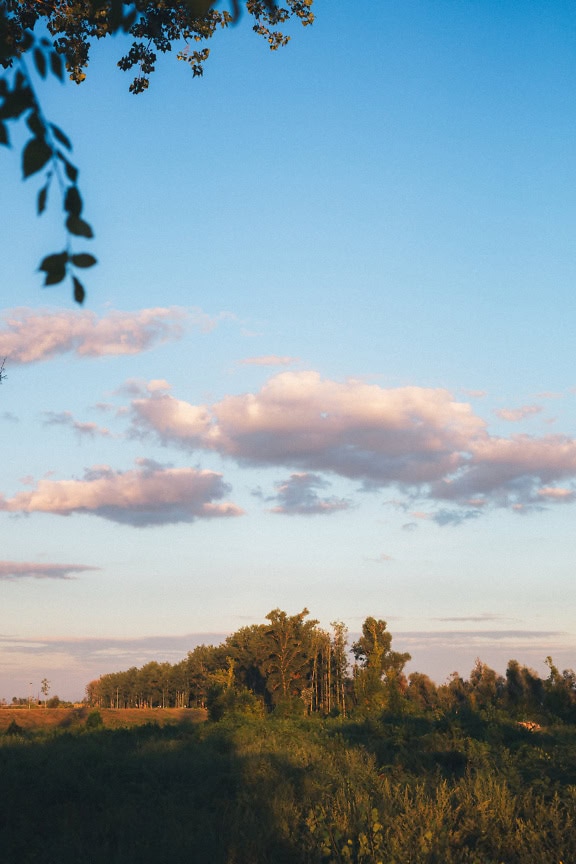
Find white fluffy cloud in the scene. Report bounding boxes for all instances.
[131,371,482,485]
[0,460,244,527]
[127,371,576,518]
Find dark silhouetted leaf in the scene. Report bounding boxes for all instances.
[0,83,33,120]
[20,32,33,52]
[122,7,138,29]
[0,122,8,147]
[33,48,47,79]
[23,137,51,178]
[37,183,49,215]
[50,51,64,81]
[26,111,44,137]
[71,253,97,268]
[64,185,82,217]
[50,123,71,150]
[56,152,78,182]
[66,215,93,238]
[73,276,85,304]
[39,251,67,272]
[44,268,67,286]
[39,251,68,286]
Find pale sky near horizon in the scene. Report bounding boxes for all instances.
[2,0,576,701]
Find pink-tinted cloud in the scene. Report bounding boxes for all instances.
[238,355,299,367]
[43,411,112,439]
[0,461,243,527]
[494,404,542,422]
[432,434,576,508]
[131,371,483,486]
[267,473,351,515]
[127,371,576,519]
[537,486,575,501]
[0,561,100,581]
[0,307,221,364]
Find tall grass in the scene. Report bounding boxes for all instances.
[0,711,574,863]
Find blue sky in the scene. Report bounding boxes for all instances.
[1,0,576,701]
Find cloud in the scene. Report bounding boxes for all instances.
[432,434,576,509]
[43,411,112,439]
[365,552,394,563]
[537,486,575,502]
[0,307,224,364]
[238,355,299,367]
[433,613,509,623]
[398,629,564,645]
[0,461,244,527]
[130,371,483,483]
[460,389,487,399]
[267,473,351,515]
[116,379,172,398]
[0,561,100,581]
[431,508,482,526]
[494,405,542,422]
[127,371,576,520]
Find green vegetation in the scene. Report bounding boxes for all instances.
[1,709,575,863]
[85,609,576,727]
[2,610,575,862]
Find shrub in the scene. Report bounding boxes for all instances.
[85,710,104,730]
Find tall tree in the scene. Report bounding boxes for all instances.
[261,607,318,708]
[468,659,503,711]
[330,620,349,716]
[352,617,410,680]
[352,617,410,711]
[224,624,269,700]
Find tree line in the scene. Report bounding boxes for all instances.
[86,608,576,723]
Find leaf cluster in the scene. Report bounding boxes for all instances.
[1,1,313,301]
[3,2,314,94]
[0,23,97,302]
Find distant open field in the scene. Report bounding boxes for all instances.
[0,706,207,731]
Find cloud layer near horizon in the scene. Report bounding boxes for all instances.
[129,371,576,518]
[0,561,100,581]
[0,460,243,526]
[0,306,222,364]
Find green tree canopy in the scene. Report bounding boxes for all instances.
[352,617,411,680]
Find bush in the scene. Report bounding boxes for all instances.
[85,710,104,730]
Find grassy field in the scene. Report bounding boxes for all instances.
[0,705,207,731]
[1,708,574,862]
